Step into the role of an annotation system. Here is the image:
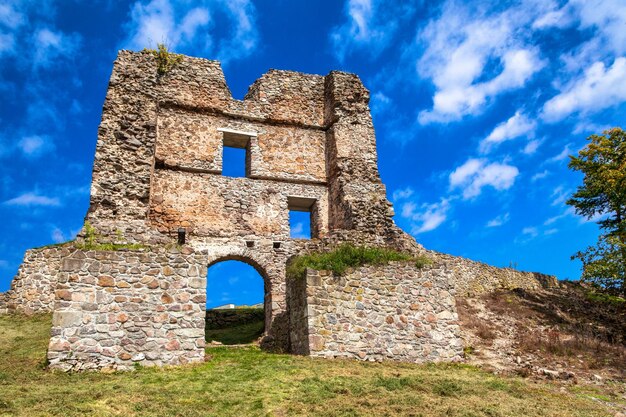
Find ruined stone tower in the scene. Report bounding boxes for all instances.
[0,51,554,371]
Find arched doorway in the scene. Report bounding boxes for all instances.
[205,257,269,345]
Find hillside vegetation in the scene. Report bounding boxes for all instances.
[0,314,623,416]
[458,282,626,384]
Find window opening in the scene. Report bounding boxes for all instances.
[287,196,316,239]
[218,128,255,178]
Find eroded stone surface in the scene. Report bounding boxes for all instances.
[288,264,464,363]
[0,51,557,370]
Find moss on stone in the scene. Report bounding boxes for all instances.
[73,242,150,251]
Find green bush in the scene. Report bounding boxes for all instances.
[415,255,433,269]
[144,43,183,75]
[286,244,432,279]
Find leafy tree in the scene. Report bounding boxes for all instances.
[567,127,626,295]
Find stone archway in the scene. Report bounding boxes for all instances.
[206,255,271,345]
[203,246,289,351]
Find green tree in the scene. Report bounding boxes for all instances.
[567,127,626,295]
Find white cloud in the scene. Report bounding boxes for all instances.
[550,186,570,206]
[0,4,25,30]
[0,32,15,55]
[371,91,392,114]
[392,187,414,201]
[522,226,538,237]
[480,111,536,153]
[290,222,308,239]
[531,169,550,181]
[32,27,81,68]
[543,58,626,122]
[417,2,546,124]
[329,0,413,62]
[544,207,575,225]
[548,144,572,162]
[124,0,257,64]
[51,227,65,243]
[401,198,450,234]
[449,158,519,199]
[571,0,626,56]
[3,192,60,207]
[522,139,541,155]
[533,5,575,30]
[486,212,510,228]
[18,135,53,157]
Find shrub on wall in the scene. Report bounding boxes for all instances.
[286,244,432,279]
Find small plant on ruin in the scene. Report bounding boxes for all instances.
[76,221,149,251]
[415,255,433,269]
[84,221,97,247]
[286,244,431,279]
[144,43,183,75]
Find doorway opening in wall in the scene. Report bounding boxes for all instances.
[288,196,316,239]
[219,128,254,178]
[205,259,266,345]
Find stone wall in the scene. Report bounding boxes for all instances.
[288,263,464,363]
[156,107,327,183]
[149,169,329,239]
[431,251,558,296]
[205,308,264,329]
[2,247,69,314]
[47,248,207,371]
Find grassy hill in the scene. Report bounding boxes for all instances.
[1,314,624,416]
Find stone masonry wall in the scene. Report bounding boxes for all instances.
[2,247,69,314]
[149,170,329,239]
[289,263,464,363]
[430,251,558,296]
[156,107,327,183]
[48,248,207,371]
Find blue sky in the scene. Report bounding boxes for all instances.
[1,1,626,307]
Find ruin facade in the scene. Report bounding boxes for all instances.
[0,51,555,370]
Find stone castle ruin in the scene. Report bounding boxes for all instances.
[0,51,555,371]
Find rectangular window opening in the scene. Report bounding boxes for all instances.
[222,146,247,177]
[288,196,317,240]
[219,128,254,178]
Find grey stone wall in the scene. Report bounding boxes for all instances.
[47,248,207,371]
[289,263,464,363]
[2,247,68,314]
[430,251,558,296]
[205,308,264,329]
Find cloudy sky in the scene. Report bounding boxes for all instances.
[1,0,625,305]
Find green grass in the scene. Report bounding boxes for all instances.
[205,319,265,345]
[0,314,622,417]
[287,244,432,279]
[585,289,625,306]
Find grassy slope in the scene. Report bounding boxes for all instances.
[205,320,265,345]
[0,314,619,417]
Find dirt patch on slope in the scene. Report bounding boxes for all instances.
[457,282,626,384]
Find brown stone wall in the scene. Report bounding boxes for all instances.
[2,247,68,314]
[289,263,464,363]
[48,248,207,371]
[156,107,327,183]
[149,169,329,239]
[430,251,558,296]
